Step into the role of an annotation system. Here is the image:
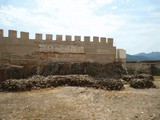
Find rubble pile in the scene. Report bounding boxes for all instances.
[97,78,124,90]
[122,75,134,82]
[123,74,155,89]
[134,74,154,80]
[1,75,124,92]
[129,78,155,89]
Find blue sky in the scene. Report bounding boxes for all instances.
[0,0,160,54]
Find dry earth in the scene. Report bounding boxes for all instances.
[0,77,160,120]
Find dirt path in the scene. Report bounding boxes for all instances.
[0,79,160,120]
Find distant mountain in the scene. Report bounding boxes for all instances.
[136,52,160,60]
[126,54,151,61]
[127,52,160,61]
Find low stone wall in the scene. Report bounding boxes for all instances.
[126,61,160,75]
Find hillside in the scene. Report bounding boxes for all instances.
[127,52,160,61]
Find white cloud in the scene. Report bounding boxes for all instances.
[112,6,118,10]
[1,0,159,54]
[0,0,124,37]
[89,0,114,9]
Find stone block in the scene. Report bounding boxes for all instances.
[0,29,3,38]
[66,35,72,41]
[20,32,29,40]
[35,33,42,40]
[100,37,106,43]
[75,36,81,41]
[108,38,113,46]
[56,35,62,42]
[9,30,17,38]
[46,34,52,40]
[84,36,90,43]
[93,36,99,43]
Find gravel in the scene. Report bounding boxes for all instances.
[0,78,160,120]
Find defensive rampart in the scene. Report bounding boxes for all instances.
[0,29,117,64]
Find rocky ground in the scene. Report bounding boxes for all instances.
[0,77,160,120]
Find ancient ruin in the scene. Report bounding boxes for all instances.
[0,29,127,82]
[0,29,126,64]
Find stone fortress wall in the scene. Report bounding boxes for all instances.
[0,29,125,64]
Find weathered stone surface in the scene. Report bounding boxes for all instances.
[41,62,127,78]
[126,61,160,76]
[0,29,125,64]
[0,62,127,83]
[0,65,37,84]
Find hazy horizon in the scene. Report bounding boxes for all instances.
[0,0,160,54]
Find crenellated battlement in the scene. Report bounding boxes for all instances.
[0,29,3,37]
[21,32,29,40]
[0,29,113,46]
[9,30,17,39]
[0,29,124,64]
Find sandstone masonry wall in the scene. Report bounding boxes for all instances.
[0,29,117,64]
[126,61,160,75]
